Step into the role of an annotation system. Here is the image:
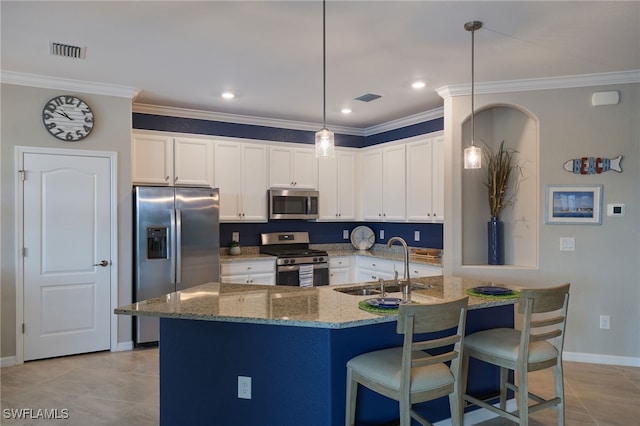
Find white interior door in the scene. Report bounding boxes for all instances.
[22,152,112,361]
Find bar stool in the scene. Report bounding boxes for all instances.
[462,283,570,426]
[345,297,469,426]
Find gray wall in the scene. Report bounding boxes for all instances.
[444,82,640,360]
[1,83,133,358]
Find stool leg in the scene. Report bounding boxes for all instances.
[517,367,529,426]
[345,368,357,426]
[552,362,565,426]
[499,367,508,410]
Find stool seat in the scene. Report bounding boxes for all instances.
[347,347,454,394]
[465,328,559,364]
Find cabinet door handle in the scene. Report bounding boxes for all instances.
[165,176,169,181]
[175,176,178,181]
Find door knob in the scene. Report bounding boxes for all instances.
[94,260,109,267]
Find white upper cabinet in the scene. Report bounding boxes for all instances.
[406,136,445,222]
[132,133,214,187]
[362,144,406,221]
[269,146,318,189]
[318,150,357,221]
[132,134,173,185]
[173,137,215,187]
[214,141,268,222]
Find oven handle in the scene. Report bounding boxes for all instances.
[278,263,329,272]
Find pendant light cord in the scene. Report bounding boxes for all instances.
[322,0,327,129]
[470,23,475,147]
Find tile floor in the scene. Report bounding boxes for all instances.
[1,348,639,425]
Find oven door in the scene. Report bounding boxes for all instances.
[276,263,329,286]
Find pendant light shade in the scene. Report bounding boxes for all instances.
[315,0,335,158]
[464,20,482,169]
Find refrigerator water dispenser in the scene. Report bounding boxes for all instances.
[147,227,168,259]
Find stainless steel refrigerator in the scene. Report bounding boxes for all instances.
[133,186,220,344]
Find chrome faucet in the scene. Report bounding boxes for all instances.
[387,236,411,300]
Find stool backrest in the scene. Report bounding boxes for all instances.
[518,283,570,368]
[396,297,469,396]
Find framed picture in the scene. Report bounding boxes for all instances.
[545,184,603,224]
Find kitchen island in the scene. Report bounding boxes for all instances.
[116,276,518,426]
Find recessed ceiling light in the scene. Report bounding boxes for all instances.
[341,108,352,114]
[412,81,426,89]
[221,92,235,99]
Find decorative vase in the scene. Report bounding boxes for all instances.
[230,246,241,256]
[487,217,504,265]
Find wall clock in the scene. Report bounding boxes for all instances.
[42,95,94,142]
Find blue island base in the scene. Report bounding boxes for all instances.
[159,305,513,426]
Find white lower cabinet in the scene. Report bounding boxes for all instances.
[219,291,268,316]
[409,263,443,278]
[329,256,352,285]
[220,259,276,285]
[355,257,399,282]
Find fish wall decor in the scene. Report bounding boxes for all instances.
[563,155,623,175]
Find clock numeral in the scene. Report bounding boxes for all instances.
[84,116,93,123]
[54,128,64,136]
[53,97,64,106]
[83,125,92,132]
[44,102,58,113]
[82,110,92,117]
[65,132,74,141]
[45,122,57,130]
[64,96,76,105]
[76,130,85,138]
[43,112,54,120]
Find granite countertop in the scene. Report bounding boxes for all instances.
[115,276,519,329]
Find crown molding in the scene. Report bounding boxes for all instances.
[363,108,444,137]
[0,70,141,99]
[132,103,365,136]
[436,70,640,99]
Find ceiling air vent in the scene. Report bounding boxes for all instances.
[49,42,86,59]
[354,93,382,102]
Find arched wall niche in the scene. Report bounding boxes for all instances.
[461,103,539,267]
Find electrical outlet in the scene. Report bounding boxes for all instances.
[380,230,384,240]
[414,231,420,241]
[238,376,251,399]
[343,230,349,239]
[599,315,610,330]
[232,232,239,242]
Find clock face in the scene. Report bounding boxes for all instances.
[42,95,94,142]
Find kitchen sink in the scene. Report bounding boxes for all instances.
[334,282,435,296]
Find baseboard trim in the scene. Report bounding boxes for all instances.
[113,341,134,352]
[434,400,517,426]
[564,351,640,367]
[1,356,18,368]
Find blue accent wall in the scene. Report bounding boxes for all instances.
[133,112,445,248]
[220,221,443,249]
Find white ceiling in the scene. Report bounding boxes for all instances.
[2,1,639,131]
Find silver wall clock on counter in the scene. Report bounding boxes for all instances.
[42,95,94,141]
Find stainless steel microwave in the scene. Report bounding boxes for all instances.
[269,189,319,220]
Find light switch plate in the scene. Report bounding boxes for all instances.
[560,237,575,251]
[414,231,420,241]
[343,230,349,239]
[379,230,385,240]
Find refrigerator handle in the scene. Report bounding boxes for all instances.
[175,209,182,285]
[170,209,177,284]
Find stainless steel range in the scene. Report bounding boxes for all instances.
[260,232,329,287]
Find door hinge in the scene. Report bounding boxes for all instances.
[22,323,25,334]
[21,247,27,257]
[18,170,25,181]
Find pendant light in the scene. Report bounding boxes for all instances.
[315,0,335,158]
[463,21,482,169]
